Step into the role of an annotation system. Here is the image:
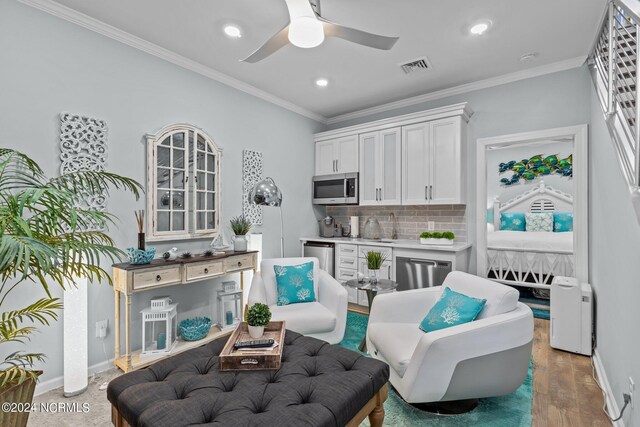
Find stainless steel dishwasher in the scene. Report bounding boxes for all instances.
[395,257,452,291]
[303,241,335,277]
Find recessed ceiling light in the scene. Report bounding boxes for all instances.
[315,78,329,87]
[223,25,242,39]
[519,52,538,62]
[470,21,491,35]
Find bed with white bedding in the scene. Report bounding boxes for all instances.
[487,181,574,288]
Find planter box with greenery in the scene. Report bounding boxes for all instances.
[419,231,455,246]
[0,149,140,427]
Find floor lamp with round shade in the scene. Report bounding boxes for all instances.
[249,177,284,257]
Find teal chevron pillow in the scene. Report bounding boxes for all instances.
[525,212,553,232]
[274,262,316,306]
[500,212,526,231]
[419,287,486,333]
[553,212,573,232]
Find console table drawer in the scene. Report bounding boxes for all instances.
[185,261,224,282]
[224,254,254,272]
[133,266,181,290]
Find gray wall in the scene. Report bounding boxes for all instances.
[589,84,640,425]
[0,0,323,384]
[328,66,593,273]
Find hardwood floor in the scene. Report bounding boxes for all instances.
[348,305,612,426]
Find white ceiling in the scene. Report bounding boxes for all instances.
[44,0,605,121]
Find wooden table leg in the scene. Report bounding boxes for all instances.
[125,292,131,371]
[114,291,120,363]
[368,385,387,427]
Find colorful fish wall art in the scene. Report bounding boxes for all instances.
[499,154,573,186]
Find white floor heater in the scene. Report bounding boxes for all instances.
[550,276,593,356]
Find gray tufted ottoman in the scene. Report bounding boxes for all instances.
[108,330,389,427]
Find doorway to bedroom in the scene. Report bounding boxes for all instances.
[476,125,588,299]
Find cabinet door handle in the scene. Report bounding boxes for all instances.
[156,275,162,282]
[336,159,339,171]
[430,185,433,200]
[425,186,428,200]
[387,265,391,277]
[204,268,209,274]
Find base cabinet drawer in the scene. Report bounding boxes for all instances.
[185,261,224,282]
[132,266,181,290]
[338,244,358,257]
[337,256,358,269]
[224,254,255,272]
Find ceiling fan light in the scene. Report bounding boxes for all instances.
[288,17,324,48]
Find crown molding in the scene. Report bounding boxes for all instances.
[314,102,473,141]
[326,56,587,126]
[18,0,328,124]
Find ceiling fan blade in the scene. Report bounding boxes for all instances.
[319,17,399,50]
[241,25,290,63]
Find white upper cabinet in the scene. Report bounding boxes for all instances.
[402,117,466,205]
[359,128,401,206]
[312,102,472,206]
[314,135,358,175]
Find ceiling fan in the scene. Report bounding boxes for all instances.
[241,0,399,63]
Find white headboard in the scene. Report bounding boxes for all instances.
[492,181,573,229]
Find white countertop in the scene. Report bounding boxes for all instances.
[300,236,471,252]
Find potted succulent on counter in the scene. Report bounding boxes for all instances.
[245,303,272,338]
[0,149,141,427]
[419,231,455,246]
[230,215,252,252]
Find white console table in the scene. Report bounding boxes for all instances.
[112,251,257,372]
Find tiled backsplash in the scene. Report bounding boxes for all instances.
[325,205,467,241]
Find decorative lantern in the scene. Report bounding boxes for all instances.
[141,302,178,357]
[217,282,242,330]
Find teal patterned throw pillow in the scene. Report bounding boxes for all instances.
[500,212,526,231]
[525,212,553,232]
[419,287,486,333]
[553,212,573,232]
[274,262,316,306]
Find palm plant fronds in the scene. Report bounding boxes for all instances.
[0,148,141,388]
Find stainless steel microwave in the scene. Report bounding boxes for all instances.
[312,173,358,205]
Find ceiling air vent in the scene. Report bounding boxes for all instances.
[400,57,431,74]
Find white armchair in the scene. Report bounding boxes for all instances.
[248,257,348,344]
[366,271,533,404]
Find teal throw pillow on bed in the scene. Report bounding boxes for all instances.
[525,212,553,232]
[274,262,316,306]
[419,287,487,333]
[500,212,526,231]
[553,212,573,232]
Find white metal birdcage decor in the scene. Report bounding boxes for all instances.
[140,303,178,357]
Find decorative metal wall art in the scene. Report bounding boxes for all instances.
[59,112,108,230]
[499,154,573,186]
[242,149,263,225]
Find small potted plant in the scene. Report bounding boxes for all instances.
[230,215,252,252]
[364,250,387,284]
[419,231,455,246]
[245,303,272,338]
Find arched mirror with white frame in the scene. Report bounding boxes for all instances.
[146,124,222,241]
[476,125,588,295]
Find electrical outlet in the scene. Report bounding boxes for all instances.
[96,319,108,339]
[427,221,435,231]
[630,377,635,408]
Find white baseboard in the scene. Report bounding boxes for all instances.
[35,358,115,396]
[593,348,625,427]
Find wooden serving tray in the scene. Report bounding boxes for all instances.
[219,321,285,371]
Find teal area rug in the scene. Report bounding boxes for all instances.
[519,294,550,320]
[339,312,533,427]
